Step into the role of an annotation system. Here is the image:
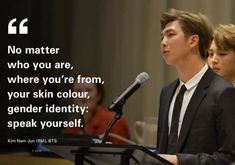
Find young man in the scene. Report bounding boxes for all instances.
[208,24,235,86]
[157,9,235,165]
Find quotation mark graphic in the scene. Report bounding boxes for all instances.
[8,18,28,34]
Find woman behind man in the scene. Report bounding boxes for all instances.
[208,24,235,86]
[63,73,130,144]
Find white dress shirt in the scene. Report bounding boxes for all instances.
[168,64,209,136]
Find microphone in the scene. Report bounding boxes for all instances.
[109,72,149,111]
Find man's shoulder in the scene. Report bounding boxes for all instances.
[161,79,178,93]
[207,70,233,90]
[199,69,234,100]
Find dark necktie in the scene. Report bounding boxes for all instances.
[167,85,187,154]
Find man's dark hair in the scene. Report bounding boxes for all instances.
[161,8,213,58]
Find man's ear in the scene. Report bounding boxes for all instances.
[188,35,199,48]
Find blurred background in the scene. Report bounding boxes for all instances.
[2,0,235,148]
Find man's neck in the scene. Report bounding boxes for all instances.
[176,56,206,83]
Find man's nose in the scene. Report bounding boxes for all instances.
[211,54,219,63]
[161,36,167,50]
[161,36,167,46]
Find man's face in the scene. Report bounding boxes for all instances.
[161,20,190,65]
[208,40,235,83]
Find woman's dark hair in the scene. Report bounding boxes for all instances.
[71,72,105,105]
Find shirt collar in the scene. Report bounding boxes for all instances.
[179,64,208,90]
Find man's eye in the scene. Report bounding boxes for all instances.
[167,33,174,37]
[208,52,214,57]
[219,52,227,56]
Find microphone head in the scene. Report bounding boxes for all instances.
[136,72,149,84]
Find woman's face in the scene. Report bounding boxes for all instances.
[208,40,235,84]
[73,82,101,112]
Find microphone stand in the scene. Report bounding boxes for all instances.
[102,100,125,143]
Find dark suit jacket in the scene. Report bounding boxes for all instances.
[157,68,235,165]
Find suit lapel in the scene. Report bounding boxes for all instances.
[160,80,178,153]
[176,69,214,152]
